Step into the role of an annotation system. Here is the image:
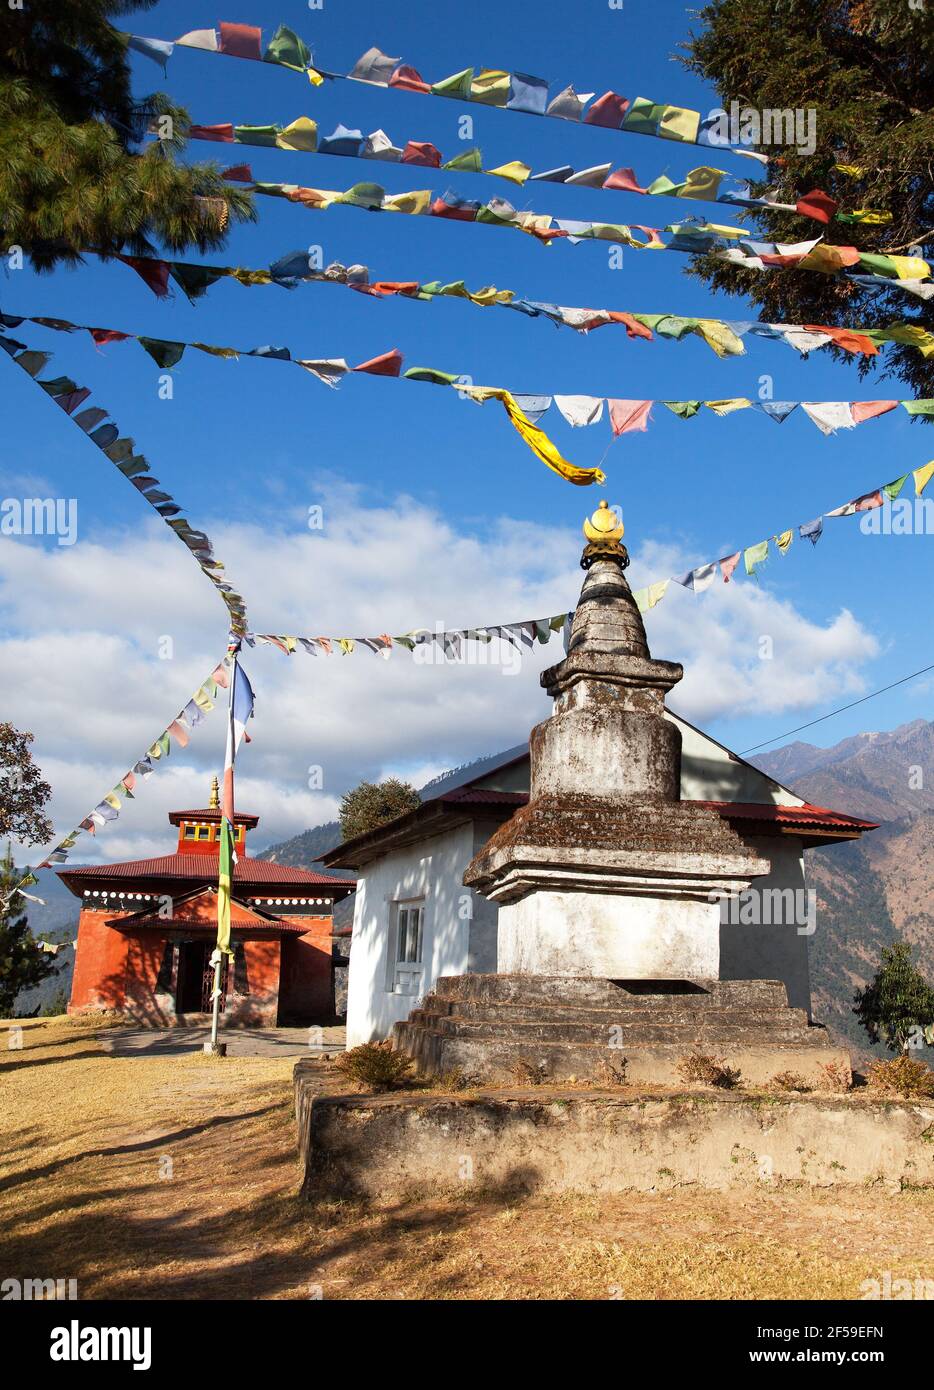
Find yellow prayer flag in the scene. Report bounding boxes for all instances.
[775,530,794,554]
[486,160,531,186]
[658,104,701,143]
[276,117,318,151]
[338,638,355,655]
[890,255,930,280]
[705,398,752,416]
[306,67,324,86]
[914,461,934,496]
[834,164,866,177]
[470,69,510,106]
[694,321,745,357]
[680,166,725,200]
[383,189,432,215]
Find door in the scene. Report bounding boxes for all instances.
[176,940,210,1014]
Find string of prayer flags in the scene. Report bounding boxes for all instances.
[245,179,933,295]
[167,116,885,228]
[124,20,859,183]
[6,310,933,468]
[626,461,934,613]
[30,656,232,875]
[241,459,934,666]
[99,251,934,363]
[1,326,250,632]
[244,613,574,661]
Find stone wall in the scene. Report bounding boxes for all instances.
[295,1076,934,1199]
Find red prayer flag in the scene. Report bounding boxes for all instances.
[605,312,654,340]
[389,65,430,93]
[795,189,839,224]
[54,388,91,415]
[803,324,879,356]
[188,123,235,142]
[89,328,131,345]
[402,140,443,168]
[353,349,404,376]
[720,552,741,583]
[584,92,630,129]
[608,399,652,436]
[117,255,170,298]
[219,22,262,60]
[222,164,253,182]
[850,400,898,423]
[430,197,476,222]
[603,167,649,194]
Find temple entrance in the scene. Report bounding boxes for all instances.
[176,940,211,1015]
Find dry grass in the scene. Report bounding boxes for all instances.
[1,1016,933,1300]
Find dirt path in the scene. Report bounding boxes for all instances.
[2,1016,932,1300]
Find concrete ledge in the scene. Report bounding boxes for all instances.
[295,1070,934,1199]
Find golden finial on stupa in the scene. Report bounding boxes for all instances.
[209,774,220,808]
[581,500,629,570]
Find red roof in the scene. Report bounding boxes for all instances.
[60,852,354,892]
[103,887,316,934]
[700,801,878,832]
[167,808,260,827]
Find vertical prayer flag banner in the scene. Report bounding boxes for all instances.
[217,651,255,957]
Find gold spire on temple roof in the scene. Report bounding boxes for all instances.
[581,499,629,570]
[209,774,220,809]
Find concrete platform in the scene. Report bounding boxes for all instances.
[98,1025,345,1058]
[295,1078,934,1199]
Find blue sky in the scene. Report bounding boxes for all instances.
[1,0,932,861]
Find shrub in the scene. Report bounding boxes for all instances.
[769,1070,812,1093]
[817,1059,853,1093]
[677,1053,742,1089]
[866,1056,934,1099]
[335,1041,414,1091]
[510,1059,549,1086]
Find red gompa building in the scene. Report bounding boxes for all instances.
[60,780,355,1028]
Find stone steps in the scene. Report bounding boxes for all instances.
[416,997,810,1030]
[393,974,847,1088]
[432,973,789,1010]
[405,1014,811,1045]
[393,1022,844,1088]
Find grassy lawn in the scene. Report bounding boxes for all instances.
[2,1015,932,1300]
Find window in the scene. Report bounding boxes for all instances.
[396,905,423,964]
[183,825,196,840]
[388,901,425,994]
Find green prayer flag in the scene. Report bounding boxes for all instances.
[138,338,185,369]
[622,97,665,135]
[663,400,702,418]
[234,124,281,147]
[431,68,474,98]
[403,366,461,385]
[902,399,934,416]
[443,148,483,173]
[263,24,311,71]
[170,263,228,300]
[884,475,909,500]
[744,540,769,578]
[216,816,234,955]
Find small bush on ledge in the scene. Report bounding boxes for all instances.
[866,1056,934,1099]
[677,1053,742,1089]
[769,1070,812,1093]
[335,1041,415,1091]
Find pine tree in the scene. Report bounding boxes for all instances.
[339,780,421,841]
[0,843,57,1018]
[0,0,254,271]
[853,942,934,1053]
[681,0,934,398]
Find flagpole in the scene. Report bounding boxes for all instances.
[208,640,238,1056]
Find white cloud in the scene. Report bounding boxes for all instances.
[0,497,880,863]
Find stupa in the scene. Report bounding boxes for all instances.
[394,502,848,1085]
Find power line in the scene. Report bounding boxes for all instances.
[740,662,934,756]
